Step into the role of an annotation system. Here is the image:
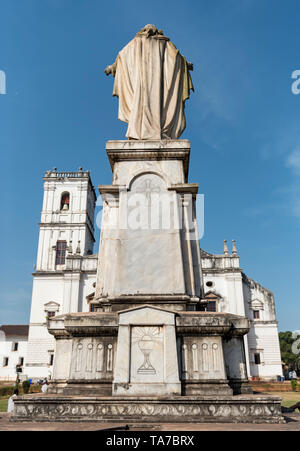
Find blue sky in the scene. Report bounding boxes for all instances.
[0,0,299,330]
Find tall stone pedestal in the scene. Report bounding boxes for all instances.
[11,140,284,424]
[93,140,202,312]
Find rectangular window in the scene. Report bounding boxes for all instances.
[49,354,54,366]
[207,301,217,312]
[3,357,9,366]
[18,357,24,366]
[253,310,260,319]
[47,311,55,318]
[254,353,261,365]
[55,241,67,265]
[12,342,18,352]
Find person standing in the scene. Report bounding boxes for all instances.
[41,378,49,393]
[7,389,18,413]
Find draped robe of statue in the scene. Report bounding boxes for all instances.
[109,33,194,140]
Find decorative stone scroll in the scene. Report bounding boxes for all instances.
[12,396,284,423]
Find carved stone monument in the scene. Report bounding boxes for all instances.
[12,25,284,424]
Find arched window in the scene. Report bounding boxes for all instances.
[60,192,70,211]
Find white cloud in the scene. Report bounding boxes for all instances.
[286,147,300,174]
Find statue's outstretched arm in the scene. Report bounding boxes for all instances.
[104,65,112,75]
[187,61,193,71]
[104,60,117,77]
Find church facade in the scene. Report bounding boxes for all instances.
[24,168,282,381]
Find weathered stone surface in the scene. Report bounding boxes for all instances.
[223,336,249,387]
[94,140,202,306]
[179,335,229,393]
[182,381,233,396]
[12,395,285,423]
[176,312,250,335]
[48,313,119,337]
[106,139,190,184]
[176,313,251,395]
[113,306,181,396]
[47,310,253,398]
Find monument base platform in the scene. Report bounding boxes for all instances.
[12,394,285,423]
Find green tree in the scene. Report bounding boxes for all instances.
[22,380,30,394]
[279,331,300,375]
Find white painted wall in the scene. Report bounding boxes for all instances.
[202,252,282,380]
[243,276,282,379]
[247,323,282,379]
[0,336,27,381]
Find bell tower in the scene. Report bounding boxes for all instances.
[36,167,96,271]
[25,168,97,378]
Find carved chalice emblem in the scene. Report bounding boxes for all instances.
[138,334,156,374]
[132,326,161,375]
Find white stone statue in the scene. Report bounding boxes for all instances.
[105,24,194,140]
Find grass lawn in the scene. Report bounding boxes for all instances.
[267,391,300,408]
[0,397,9,412]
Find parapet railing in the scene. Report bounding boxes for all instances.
[44,168,90,178]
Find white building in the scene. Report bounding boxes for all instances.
[200,246,283,380]
[0,325,29,381]
[25,168,97,379]
[23,168,282,381]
